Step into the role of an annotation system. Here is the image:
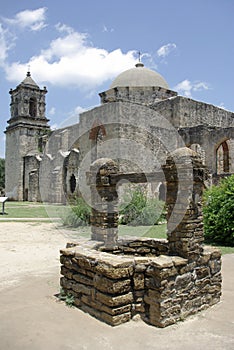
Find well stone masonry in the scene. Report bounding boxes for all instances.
[60,148,222,327]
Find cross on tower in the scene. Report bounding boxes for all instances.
[27,64,31,76]
[138,51,142,62]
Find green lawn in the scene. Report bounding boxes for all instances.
[1,201,70,219]
[118,223,167,239]
[1,201,234,255]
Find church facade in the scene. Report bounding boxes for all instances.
[5,62,234,203]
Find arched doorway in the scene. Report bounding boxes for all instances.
[216,140,230,174]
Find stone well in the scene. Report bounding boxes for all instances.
[60,149,222,327]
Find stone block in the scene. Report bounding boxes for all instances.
[209,259,221,275]
[73,273,94,286]
[175,273,192,289]
[72,281,93,296]
[61,265,73,279]
[81,294,131,316]
[81,303,131,326]
[95,261,134,279]
[95,291,134,307]
[195,266,210,280]
[133,273,145,290]
[94,274,131,294]
[60,276,73,291]
[150,255,174,269]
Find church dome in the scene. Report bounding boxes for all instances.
[110,62,169,89]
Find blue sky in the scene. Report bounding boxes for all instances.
[0,0,233,158]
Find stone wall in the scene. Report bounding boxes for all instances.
[60,149,222,327]
[60,240,221,327]
[35,99,234,203]
[153,96,234,129]
[99,86,177,105]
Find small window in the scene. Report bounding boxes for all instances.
[29,97,37,117]
[69,174,76,193]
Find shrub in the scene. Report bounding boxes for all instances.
[203,175,234,246]
[63,197,91,227]
[119,188,165,226]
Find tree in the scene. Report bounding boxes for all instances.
[203,175,234,246]
[0,158,5,191]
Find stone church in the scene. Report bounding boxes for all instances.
[5,62,234,203]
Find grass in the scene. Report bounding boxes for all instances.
[1,201,233,255]
[118,223,167,239]
[1,201,70,219]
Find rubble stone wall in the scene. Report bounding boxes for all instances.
[60,241,221,327]
[60,149,222,327]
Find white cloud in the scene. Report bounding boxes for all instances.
[59,106,88,128]
[4,8,47,31]
[48,107,56,116]
[157,43,177,58]
[174,79,210,97]
[193,81,209,92]
[0,23,15,64]
[55,23,73,35]
[71,106,87,115]
[174,79,193,97]
[4,24,137,89]
[217,102,226,110]
[102,25,114,33]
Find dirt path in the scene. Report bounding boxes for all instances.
[0,222,233,350]
[0,222,74,290]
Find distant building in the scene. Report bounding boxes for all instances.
[5,63,234,202]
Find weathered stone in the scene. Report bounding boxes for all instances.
[59,149,222,329]
[133,273,145,290]
[95,262,134,279]
[94,275,131,294]
[209,259,221,275]
[175,273,192,289]
[95,291,134,307]
[171,256,188,267]
[81,303,131,326]
[60,276,73,291]
[73,273,93,286]
[150,255,174,269]
[81,294,132,316]
[72,281,93,296]
[195,267,210,280]
[61,265,73,279]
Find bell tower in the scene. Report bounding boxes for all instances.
[5,71,50,200]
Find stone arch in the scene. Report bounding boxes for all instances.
[29,97,37,117]
[63,148,80,198]
[216,139,230,174]
[89,119,107,162]
[89,120,106,141]
[190,143,206,164]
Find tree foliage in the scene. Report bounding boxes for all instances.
[203,175,234,246]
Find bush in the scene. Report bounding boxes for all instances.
[119,188,165,226]
[203,175,234,246]
[63,197,91,227]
